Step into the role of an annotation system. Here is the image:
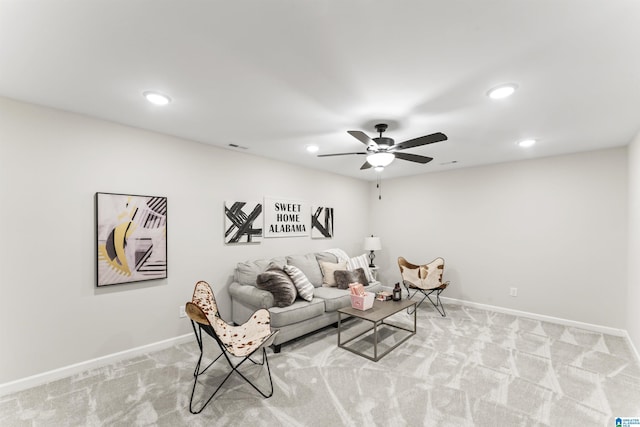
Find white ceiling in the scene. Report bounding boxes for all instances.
[1,0,639,181]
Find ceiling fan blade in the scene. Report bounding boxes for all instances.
[348,130,377,148]
[394,152,433,164]
[360,161,372,170]
[318,152,367,157]
[393,132,447,151]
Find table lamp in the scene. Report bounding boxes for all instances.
[363,236,381,267]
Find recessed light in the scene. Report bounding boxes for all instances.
[143,91,171,106]
[487,84,517,99]
[518,139,536,148]
[306,145,319,153]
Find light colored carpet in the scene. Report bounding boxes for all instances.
[2,303,639,426]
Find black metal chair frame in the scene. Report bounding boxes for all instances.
[188,320,275,414]
[403,281,448,317]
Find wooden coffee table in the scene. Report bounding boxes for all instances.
[337,299,416,361]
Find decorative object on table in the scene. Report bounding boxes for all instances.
[398,256,450,316]
[263,197,309,238]
[376,291,392,301]
[311,206,334,238]
[363,235,382,267]
[351,292,375,311]
[224,201,263,244]
[349,282,375,311]
[393,282,402,301]
[95,192,167,287]
[349,282,366,296]
[185,281,278,414]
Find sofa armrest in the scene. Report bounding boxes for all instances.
[229,282,275,309]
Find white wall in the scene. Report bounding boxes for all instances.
[0,97,371,384]
[370,148,628,329]
[628,131,640,354]
[0,95,634,386]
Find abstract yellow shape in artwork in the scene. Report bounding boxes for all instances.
[98,221,138,276]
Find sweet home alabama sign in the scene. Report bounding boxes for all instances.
[264,197,309,238]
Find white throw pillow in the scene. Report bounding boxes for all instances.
[347,254,375,282]
[319,260,347,287]
[283,264,314,301]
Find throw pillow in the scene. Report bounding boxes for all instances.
[334,268,370,290]
[346,253,375,282]
[235,257,286,286]
[286,253,324,287]
[283,264,314,302]
[319,260,347,287]
[256,269,297,307]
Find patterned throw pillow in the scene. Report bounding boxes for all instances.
[346,254,375,282]
[334,268,369,290]
[283,264,314,302]
[256,269,297,307]
[319,260,347,287]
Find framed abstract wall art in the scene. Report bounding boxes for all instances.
[224,201,263,244]
[311,206,334,239]
[95,192,167,286]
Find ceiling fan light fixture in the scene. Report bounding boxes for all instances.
[487,84,517,99]
[367,152,395,167]
[374,165,384,172]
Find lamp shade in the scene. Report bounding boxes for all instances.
[363,236,382,251]
[366,152,395,167]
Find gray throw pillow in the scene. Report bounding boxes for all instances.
[334,268,370,290]
[256,269,297,307]
[236,257,286,286]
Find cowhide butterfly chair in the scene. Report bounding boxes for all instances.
[398,257,450,316]
[186,281,278,414]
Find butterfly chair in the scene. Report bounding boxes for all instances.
[398,257,450,316]
[186,281,278,414]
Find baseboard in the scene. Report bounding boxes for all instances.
[0,333,192,397]
[440,296,627,336]
[441,297,640,364]
[622,330,640,364]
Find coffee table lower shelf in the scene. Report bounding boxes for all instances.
[337,299,416,361]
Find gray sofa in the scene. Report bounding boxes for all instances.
[229,250,381,352]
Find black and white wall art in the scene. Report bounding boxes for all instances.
[264,197,309,238]
[95,192,168,286]
[224,201,263,244]
[311,206,334,239]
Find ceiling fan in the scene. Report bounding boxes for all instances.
[318,123,447,171]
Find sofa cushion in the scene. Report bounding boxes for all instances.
[256,269,296,307]
[315,251,339,264]
[236,257,286,287]
[268,299,325,328]
[312,287,352,312]
[319,260,347,287]
[286,253,324,287]
[346,253,375,282]
[334,268,369,290]
[283,264,314,302]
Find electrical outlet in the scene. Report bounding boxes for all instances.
[179,305,186,318]
[510,287,518,297]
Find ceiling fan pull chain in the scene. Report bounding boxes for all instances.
[377,175,382,200]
